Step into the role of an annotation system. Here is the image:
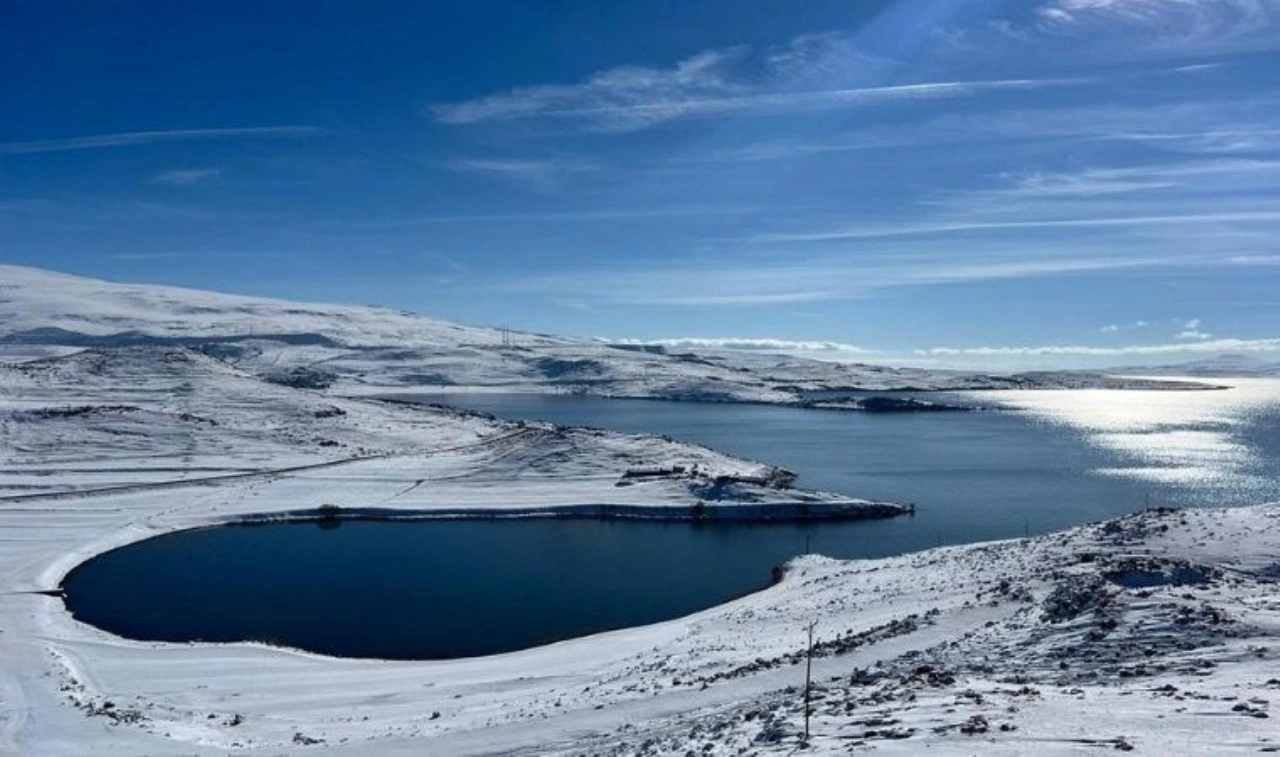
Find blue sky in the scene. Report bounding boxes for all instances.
[3,0,1279,367]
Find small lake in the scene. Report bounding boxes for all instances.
[63,518,833,659]
[63,379,1280,659]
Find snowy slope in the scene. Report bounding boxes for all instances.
[0,264,543,347]
[0,265,1214,401]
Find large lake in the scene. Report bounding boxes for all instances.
[402,378,1280,551]
[62,379,1280,659]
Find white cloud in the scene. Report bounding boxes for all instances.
[429,33,1084,133]
[1035,0,1276,36]
[1005,0,1280,55]
[0,126,325,155]
[151,168,221,186]
[509,252,1182,308]
[430,48,743,130]
[1228,254,1280,264]
[917,336,1280,357]
[1103,320,1155,332]
[988,159,1280,199]
[1173,62,1226,72]
[1114,126,1280,153]
[753,210,1280,244]
[691,94,1280,164]
[1177,318,1213,339]
[317,203,754,229]
[613,337,866,353]
[443,157,599,191]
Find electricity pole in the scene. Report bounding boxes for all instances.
[804,620,816,744]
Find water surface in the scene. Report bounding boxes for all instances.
[402,380,1280,549]
[64,379,1280,659]
[65,518,835,659]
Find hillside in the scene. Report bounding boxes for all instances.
[0,265,1212,401]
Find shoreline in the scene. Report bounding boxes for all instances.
[367,374,1231,417]
[239,500,914,524]
[15,499,1279,754]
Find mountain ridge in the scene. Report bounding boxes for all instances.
[0,264,1218,400]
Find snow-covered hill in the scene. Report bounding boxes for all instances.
[1112,353,1280,378]
[0,265,1213,401]
[0,264,545,348]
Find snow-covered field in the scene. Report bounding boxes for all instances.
[5,457,1278,754]
[0,265,1215,403]
[2,265,1275,755]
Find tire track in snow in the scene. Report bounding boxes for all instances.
[0,426,539,505]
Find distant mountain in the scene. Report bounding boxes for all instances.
[0,265,1216,400]
[1111,353,1280,378]
[0,264,560,349]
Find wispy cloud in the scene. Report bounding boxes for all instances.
[429,33,1085,133]
[612,337,867,354]
[0,126,325,155]
[980,0,1280,57]
[1177,317,1213,339]
[434,77,1079,134]
[1173,62,1226,72]
[917,336,1280,358]
[986,159,1280,199]
[509,252,1182,308]
[1035,0,1276,38]
[151,168,221,186]
[109,251,199,261]
[1101,320,1152,332]
[313,203,754,229]
[444,157,600,191]
[1109,127,1280,153]
[702,97,1280,162]
[754,210,1280,244]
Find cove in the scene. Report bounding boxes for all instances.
[63,517,855,660]
[390,390,1280,549]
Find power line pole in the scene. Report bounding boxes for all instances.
[803,620,816,744]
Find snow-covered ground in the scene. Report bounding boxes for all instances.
[0,333,901,755]
[1,265,1273,755]
[0,265,1215,403]
[4,448,1278,754]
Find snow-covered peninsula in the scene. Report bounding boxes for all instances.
[1,266,1274,755]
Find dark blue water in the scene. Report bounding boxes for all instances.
[403,393,1226,545]
[64,519,828,659]
[64,390,1280,659]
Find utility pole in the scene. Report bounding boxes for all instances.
[803,620,816,744]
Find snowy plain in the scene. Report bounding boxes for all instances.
[0,265,1276,755]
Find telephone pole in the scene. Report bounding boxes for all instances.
[803,620,816,743]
